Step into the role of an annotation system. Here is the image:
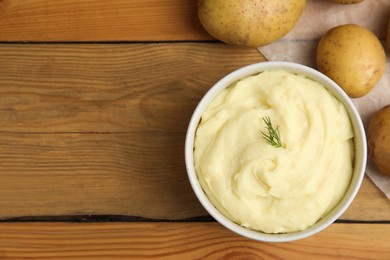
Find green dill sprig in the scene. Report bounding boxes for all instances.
[260,116,285,149]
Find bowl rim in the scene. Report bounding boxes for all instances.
[184,61,367,242]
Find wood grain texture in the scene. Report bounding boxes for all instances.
[0,132,388,220]
[0,43,263,219]
[0,43,263,133]
[0,0,212,41]
[0,132,206,219]
[340,176,390,221]
[0,222,389,259]
[0,44,389,220]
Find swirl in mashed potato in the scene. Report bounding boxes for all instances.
[194,70,354,233]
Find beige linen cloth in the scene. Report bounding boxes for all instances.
[259,0,390,199]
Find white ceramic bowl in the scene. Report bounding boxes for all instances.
[185,61,367,242]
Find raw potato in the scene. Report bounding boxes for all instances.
[327,0,365,4]
[316,24,386,98]
[198,0,307,47]
[367,106,390,176]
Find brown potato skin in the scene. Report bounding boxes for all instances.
[316,24,386,98]
[328,0,365,4]
[368,106,390,176]
[198,0,307,47]
[387,17,390,50]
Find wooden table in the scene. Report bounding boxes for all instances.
[0,1,389,258]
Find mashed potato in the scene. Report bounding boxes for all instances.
[194,70,354,233]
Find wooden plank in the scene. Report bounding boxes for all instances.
[0,43,264,133]
[0,132,389,221]
[0,0,212,41]
[0,222,388,259]
[0,132,206,219]
[340,176,390,221]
